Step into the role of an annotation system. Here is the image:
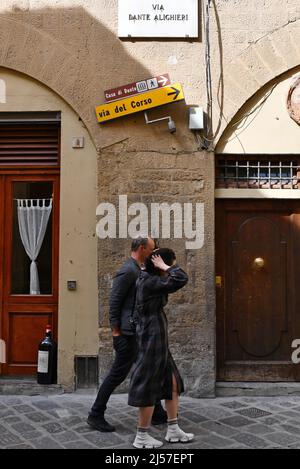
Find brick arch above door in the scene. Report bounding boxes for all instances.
[215,19,300,145]
[0,16,99,148]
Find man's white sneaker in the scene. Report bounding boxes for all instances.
[133,432,163,449]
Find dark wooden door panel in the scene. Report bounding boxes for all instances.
[229,213,288,360]
[216,200,300,381]
[3,304,57,376]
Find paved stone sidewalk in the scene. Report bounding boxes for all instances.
[1,392,300,449]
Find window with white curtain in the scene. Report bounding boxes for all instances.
[12,182,53,295]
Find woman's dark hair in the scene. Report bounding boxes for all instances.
[145,248,176,275]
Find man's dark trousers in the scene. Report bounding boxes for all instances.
[90,334,137,416]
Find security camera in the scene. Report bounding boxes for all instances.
[168,119,176,134]
[144,111,176,134]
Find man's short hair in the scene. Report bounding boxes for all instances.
[131,237,150,252]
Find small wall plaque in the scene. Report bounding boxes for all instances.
[72,137,84,148]
[67,280,77,291]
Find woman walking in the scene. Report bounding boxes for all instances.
[128,248,194,449]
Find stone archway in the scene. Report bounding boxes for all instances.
[0,16,98,145]
[215,18,300,144]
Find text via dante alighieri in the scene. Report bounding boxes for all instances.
[128,4,189,22]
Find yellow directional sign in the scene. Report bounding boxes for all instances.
[95,83,184,123]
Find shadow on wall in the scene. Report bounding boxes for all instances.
[0,4,151,371]
[0,4,152,149]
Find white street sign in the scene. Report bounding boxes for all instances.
[118,0,199,38]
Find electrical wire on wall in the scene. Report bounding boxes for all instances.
[205,0,213,139]
[224,84,278,144]
[196,0,214,151]
[199,0,277,154]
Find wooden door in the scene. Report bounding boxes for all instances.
[0,174,59,376]
[216,199,300,381]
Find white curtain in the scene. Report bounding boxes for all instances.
[17,198,53,295]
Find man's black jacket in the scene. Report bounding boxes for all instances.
[109,257,141,335]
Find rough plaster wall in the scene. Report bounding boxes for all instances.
[208,1,300,142]
[0,0,299,395]
[0,0,299,146]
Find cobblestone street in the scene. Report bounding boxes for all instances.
[1,393,300,449]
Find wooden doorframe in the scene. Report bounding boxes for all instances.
[0,170,59,376]
[215,199,226,381]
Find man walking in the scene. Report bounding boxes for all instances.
[87,237,167,432]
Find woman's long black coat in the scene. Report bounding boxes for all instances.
[128,265,188,408]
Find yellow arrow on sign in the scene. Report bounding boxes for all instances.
[95,83,184,123]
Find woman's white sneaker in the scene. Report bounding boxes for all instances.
[133,430,163,449]
[165,421,194,443]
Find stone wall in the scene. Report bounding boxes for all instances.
[97,139,216,396]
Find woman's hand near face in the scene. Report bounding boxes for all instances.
[151,254,172,272]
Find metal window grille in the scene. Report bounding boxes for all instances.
[216,156,300,189]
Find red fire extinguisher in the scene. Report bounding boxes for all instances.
[37,325,57,385]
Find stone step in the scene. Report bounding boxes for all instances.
[216,382,300,397]
[0,377,64,396]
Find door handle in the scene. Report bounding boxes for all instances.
[253,257,265,270]
[216,276,222,288]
